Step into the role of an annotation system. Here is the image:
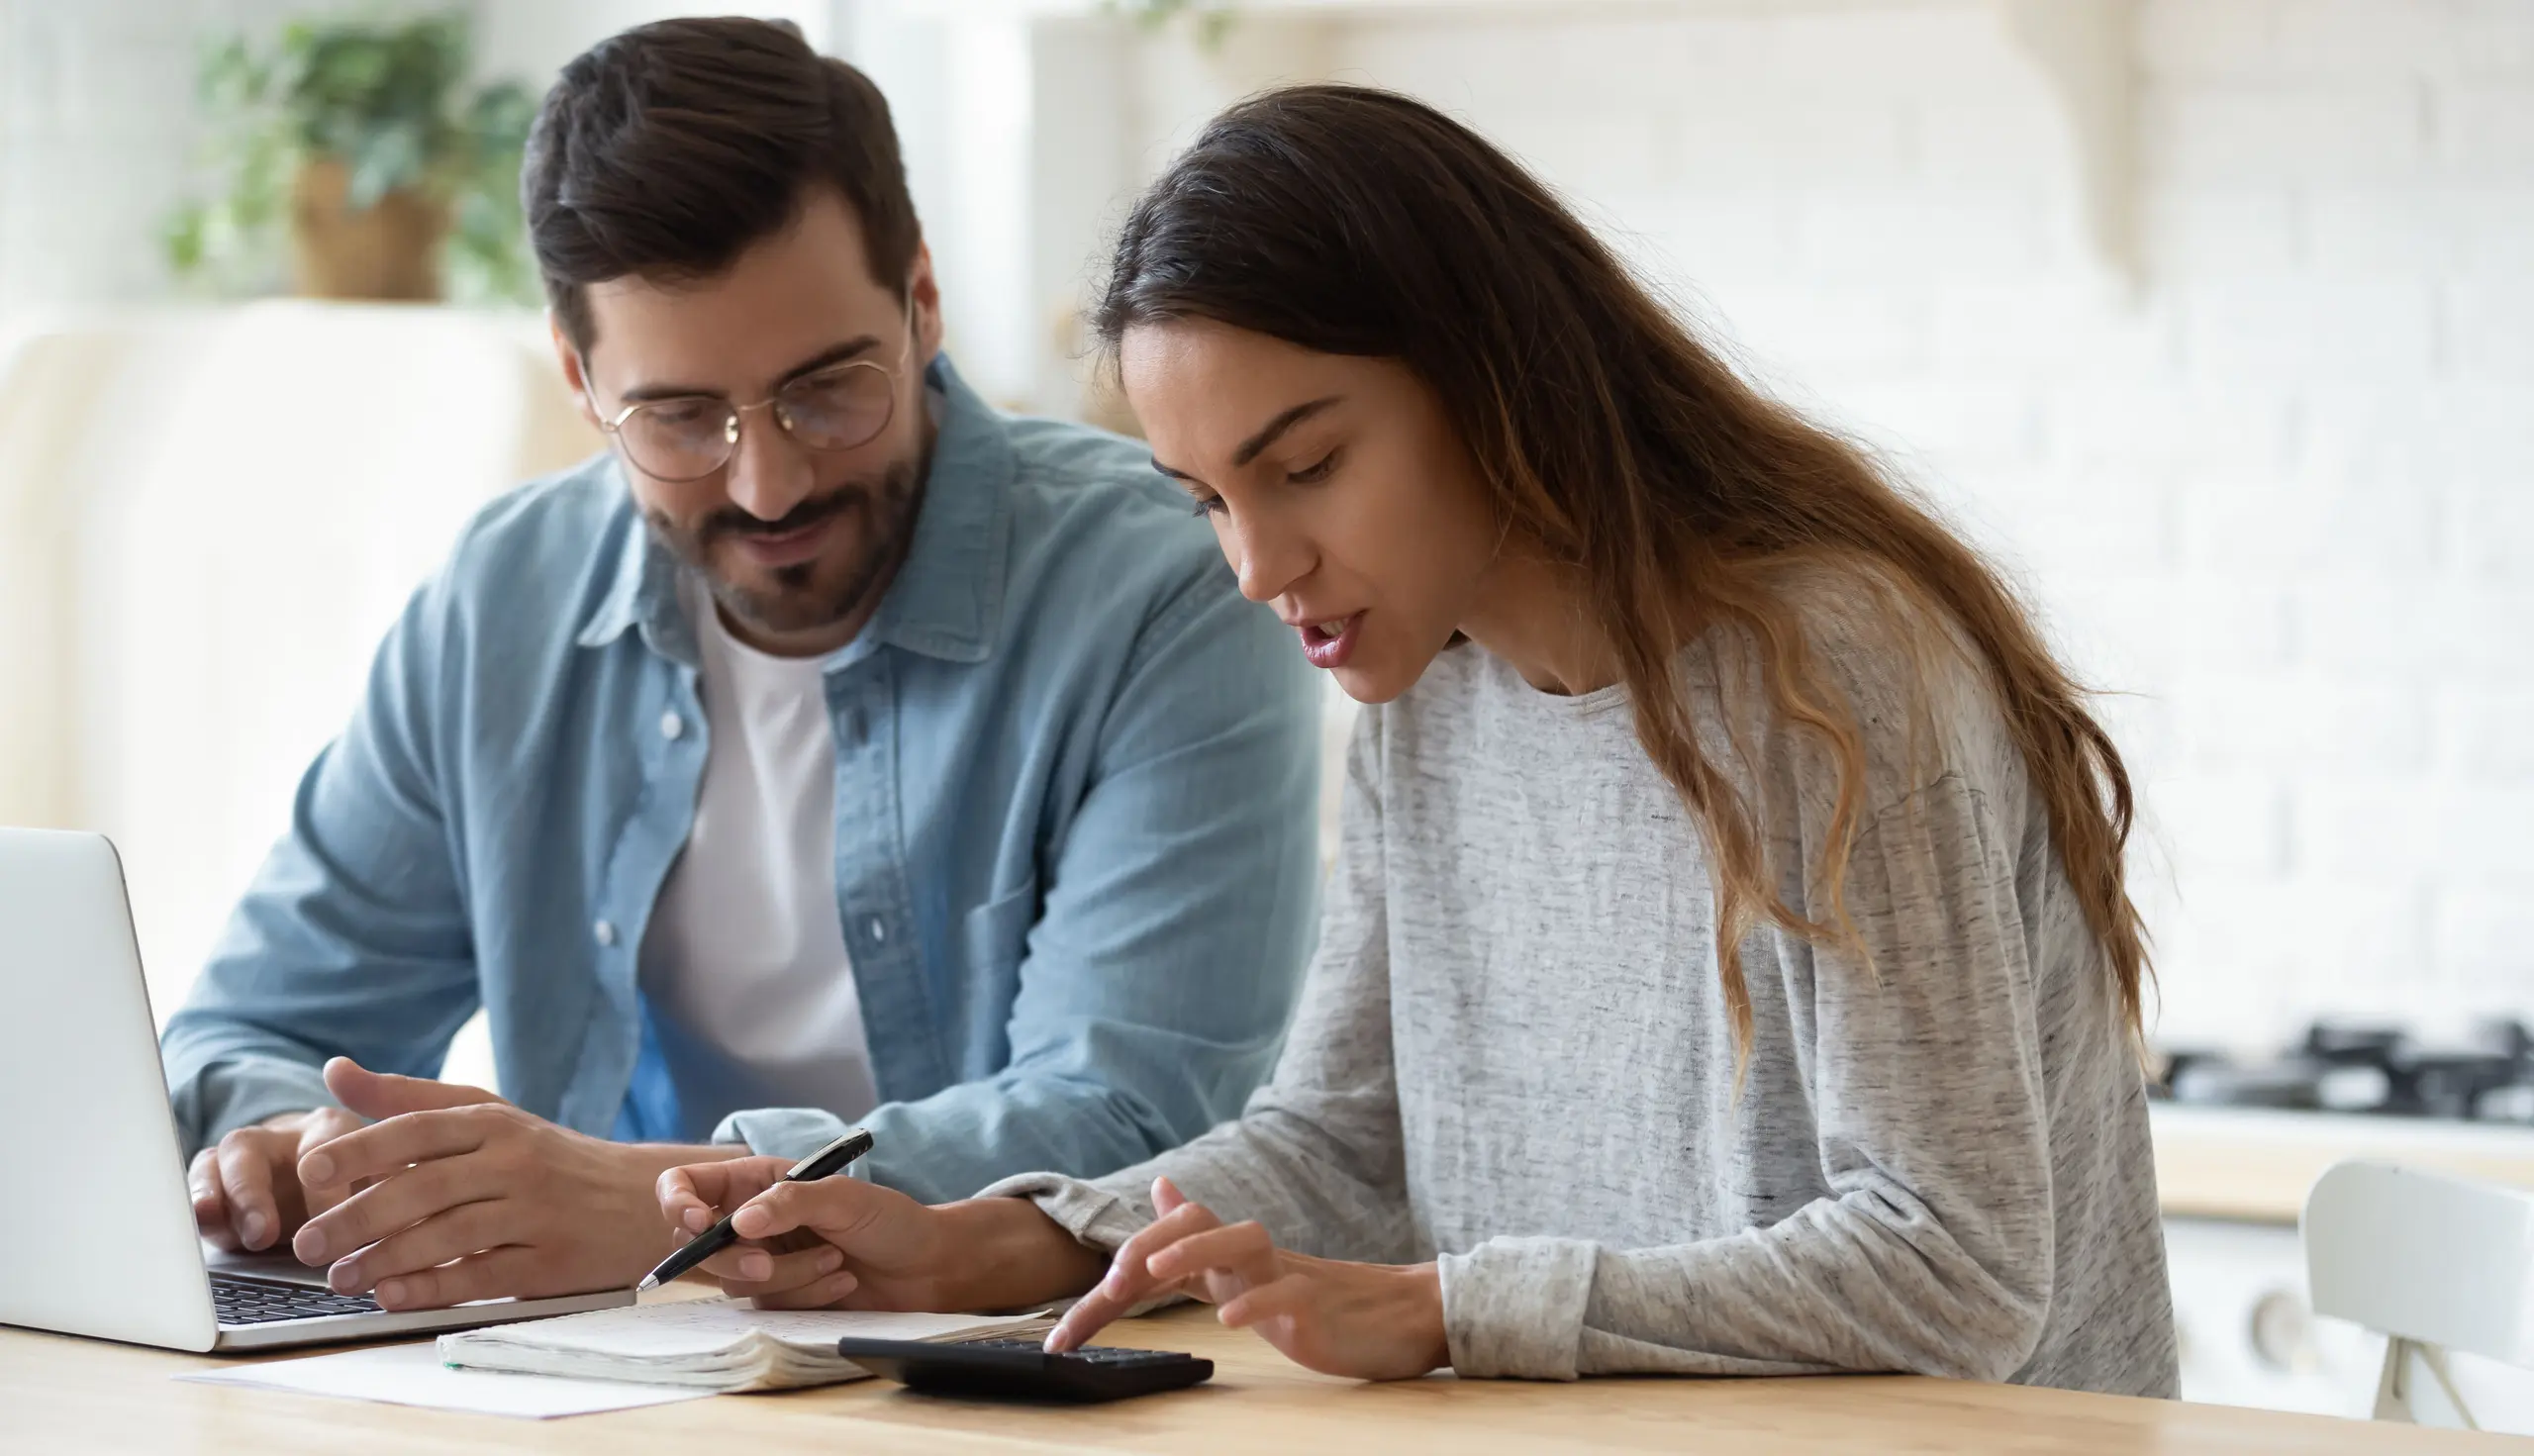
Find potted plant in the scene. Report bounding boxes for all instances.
[164,12,537,305]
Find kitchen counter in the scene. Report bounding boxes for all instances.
[2153,1103,2534,1223]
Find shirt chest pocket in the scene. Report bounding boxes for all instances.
[959,875,1039,977]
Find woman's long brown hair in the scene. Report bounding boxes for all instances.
[1095,85,2150,1062]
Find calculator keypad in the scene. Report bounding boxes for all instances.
[961,1338,1182,1366]
[841,1335,1214,1403]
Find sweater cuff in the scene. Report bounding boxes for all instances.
[973,1171,1151,1253]
[1437,1235,1599,1380]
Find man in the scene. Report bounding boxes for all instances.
[162,17,1320,1312]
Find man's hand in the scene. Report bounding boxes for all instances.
[656,1158,1107,1314]
[1044,1177,1447,1382]
[188,1105,366,1253]
[287,1057,740,1310]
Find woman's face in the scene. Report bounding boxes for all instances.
[1120,320,1501,704]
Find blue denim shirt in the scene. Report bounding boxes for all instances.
[160,357,1321,1204]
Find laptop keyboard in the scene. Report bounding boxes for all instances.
[210,1271,382,1325]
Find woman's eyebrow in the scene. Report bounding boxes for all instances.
[1231,395,1343,466]
[1150,393,1347,482]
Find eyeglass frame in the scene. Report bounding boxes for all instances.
[578,311,918,485]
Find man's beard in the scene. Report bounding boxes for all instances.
[644,453,926,639]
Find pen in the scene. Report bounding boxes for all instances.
[636,1127,875,1293]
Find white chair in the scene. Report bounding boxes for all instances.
[2302,1159,2534,1429]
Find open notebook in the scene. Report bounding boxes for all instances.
[438,1298,1055,1393]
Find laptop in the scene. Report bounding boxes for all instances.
[0,827,633,1351]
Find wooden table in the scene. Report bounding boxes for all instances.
[4,1301,2524,1453]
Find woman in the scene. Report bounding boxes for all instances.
[655,84,2179,1396]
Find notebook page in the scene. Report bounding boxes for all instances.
[445,1298,1046,1359]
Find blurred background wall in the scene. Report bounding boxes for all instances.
[1229,0,2534,1056]
[0,0,2527,1075]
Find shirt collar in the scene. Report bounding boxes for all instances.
[575,352,1012,667]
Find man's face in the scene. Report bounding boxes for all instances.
[559,186,944,655]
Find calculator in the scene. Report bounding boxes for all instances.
[833,1335,1215,1403]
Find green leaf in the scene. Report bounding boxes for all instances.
[346,123,424,209]
[1104,0,1239,48]
[163,205,208,275]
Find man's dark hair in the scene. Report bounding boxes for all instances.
[523,17,920,353]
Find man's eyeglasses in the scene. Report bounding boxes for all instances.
[585,341,906,484]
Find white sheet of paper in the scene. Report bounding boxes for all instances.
[177,1341,710,1419]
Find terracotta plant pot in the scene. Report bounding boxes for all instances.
[289,157,449,301]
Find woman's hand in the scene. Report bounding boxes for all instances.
[655,1158,1106,1313]
[1046,1177,1447,1382]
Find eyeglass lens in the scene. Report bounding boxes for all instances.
[618,361,896,481]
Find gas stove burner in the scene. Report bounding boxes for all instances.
[2156,1019,2534,1122]
[2300,1024,2403,1065]
[2166,1059,2323,1110]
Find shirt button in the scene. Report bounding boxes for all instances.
[659,710,685,740]
[593,920,618,947]
[868,918,887,944]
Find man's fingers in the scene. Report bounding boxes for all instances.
[298,1129,351,1218]
[298,1105,499,1192]
[324,1056,502,1122]
[293,1151,482,1265]
[1153,1175,1189,1216]
[214,1132,282,1251]
[295,1113,362,1212]
[372,1245,543,1312]
[302,1176,351,1220]
[189,1149,241,1250]
[325,1198,513,1294]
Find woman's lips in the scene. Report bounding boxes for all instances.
[1299,612,1364,670]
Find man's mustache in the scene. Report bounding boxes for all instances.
[698,486,863,545]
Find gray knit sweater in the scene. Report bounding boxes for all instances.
[983,600,2179,1395]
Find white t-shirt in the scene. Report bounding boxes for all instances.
[637,579,881,1123]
